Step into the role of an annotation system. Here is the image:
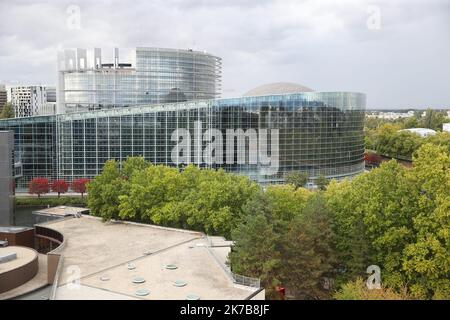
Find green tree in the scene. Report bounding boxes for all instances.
[402,144,450,299]
[315,175,330,191]
[229,188,334,299]
[402,116,419,129]
[122,156,150,178]
[279,195,336,299]
[116,163,259,238]
[87,160,126,220]
[427,132,450,155]
[334,278,411,300]
[419,108,446,131]
[118,164,184,223]
[0,102,14,119]
[229,214,282,299]
[285,171,309,189]
[326,144,450,299]
[264,184,311,221]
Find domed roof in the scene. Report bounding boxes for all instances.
[243,82,314,97]
[399,128,437,138]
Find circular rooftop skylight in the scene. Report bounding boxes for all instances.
[100,275,110,281]
[186,294,200,300]
[132,276,146,284]
[173,280,187,287]
[165,264,178,270]
[135,289,150,296]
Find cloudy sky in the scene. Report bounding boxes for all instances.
[0,0,449,108]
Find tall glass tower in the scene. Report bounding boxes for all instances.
[57,47,222,114]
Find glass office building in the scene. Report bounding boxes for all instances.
[0,92,365,190]
[0,116,57,189]
[57,47,222,114]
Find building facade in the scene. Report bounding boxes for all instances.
[8,86,56,118]
[0,92,365,190]
[0,85,7,113]
[0,131,14,225]
[57,47,222,114]
[0,116,56,189]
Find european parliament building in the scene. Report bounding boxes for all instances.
[0,47,366,191]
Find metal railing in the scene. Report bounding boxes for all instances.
[205,235,260,288]
[49,255,64,300]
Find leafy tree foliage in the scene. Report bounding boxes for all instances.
[71,178,90,197]
[401,144,450,299]
[285,171,309,189]
[419,108,448,131]
[315,175,330,191]
[334,278,411,300]
[29,178,50,198]
[85,147,449,300]
[51,179,69,197]
[229,213,281,298]
[326,143,450,299]
[279,195,336,299]
[88,158,259,237]
[0,102,14,119]
[229,189,335,299]
[365,114,450,160]
[87,160,124,220]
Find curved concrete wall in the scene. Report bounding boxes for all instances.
[0,248,38,294]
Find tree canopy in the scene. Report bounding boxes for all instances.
[86,145,449,299]
[88,157,259,238]
[326,143,450,299]
[0,102,14,119]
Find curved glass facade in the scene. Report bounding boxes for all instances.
[58,48,222,113]
[0,92,365,190]
[55,92,365,185]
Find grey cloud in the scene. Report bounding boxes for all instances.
[0,0,449,108]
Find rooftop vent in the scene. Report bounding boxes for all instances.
[0,252,17,263]
[173,280,187,287]
[100,275,110,281]
[135,288,150,296]
[165,264,178,270]
[132,276,146,284]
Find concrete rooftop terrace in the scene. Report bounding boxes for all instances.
[33,206,89,217]
[39,215,262,300]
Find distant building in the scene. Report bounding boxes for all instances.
[0,85,7,113]
[8,85,56,118]
[366,110,414,120]
[443,123,450,133]
[0,131,14,226]
[400,128,437,138]
[0,47,366,190]
[57,47,222,114]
